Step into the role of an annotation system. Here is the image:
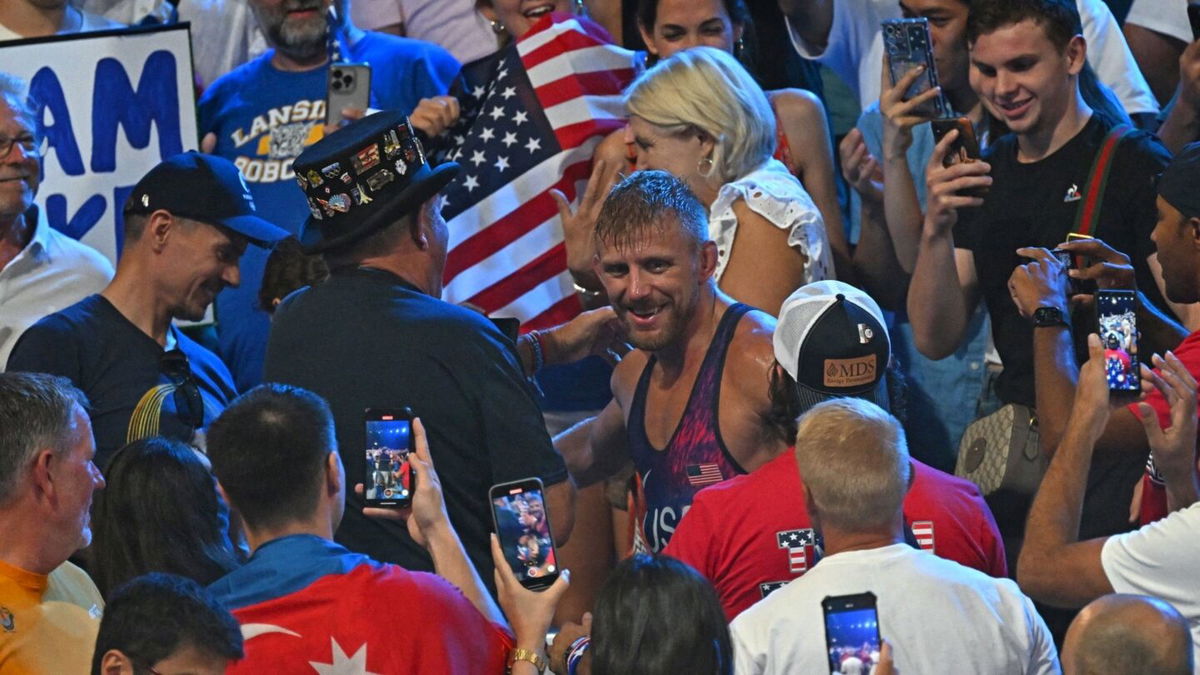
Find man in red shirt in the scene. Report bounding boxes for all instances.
[664,281,1006,619]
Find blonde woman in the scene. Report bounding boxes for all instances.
[567,47,831,316]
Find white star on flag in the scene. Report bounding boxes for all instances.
[480,127,495,142]
[513,111,528,125]
[489,106,506,120]
[308,638,379,675]
[470,150,486,166]
[502,132,518,147]
[501,86,516,99]
[464,175,480,192]
[524,138,541,153]
[494,156,510,172]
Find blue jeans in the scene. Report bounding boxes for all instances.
[888,303,991,472]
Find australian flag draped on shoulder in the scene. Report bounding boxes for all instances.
[436,13,638,329]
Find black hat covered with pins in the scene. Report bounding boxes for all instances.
[293,110,459,253]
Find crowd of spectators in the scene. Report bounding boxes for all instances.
[3,0,1200,672]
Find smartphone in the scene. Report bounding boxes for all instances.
[1051,248,1082,294]
[489,317,521,342]
[327,63,372,126]
[490,477,559,590]
[1189,4,1200,41]
[882,18,949,118]
[1096,290,1139,393]
[930,117,981,166]
[364,407,414,508]
[930,116,987,199]
[823,592,882,673]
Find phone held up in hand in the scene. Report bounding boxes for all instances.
[326,63,371,126]
[882,18,950,119]
[364,407,415,508]
[1096,289,1140,394]
[823,592,883,673]
[930,117,987,198]
[490,477,559,591]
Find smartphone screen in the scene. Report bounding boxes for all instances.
[490,478,559,590]
[327,63,372,126]
[1097,290,1139,393]
[882,18,948,118]
[364,408,414,508]
[823,593,881,674]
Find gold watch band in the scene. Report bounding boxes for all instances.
[507,647,547,673]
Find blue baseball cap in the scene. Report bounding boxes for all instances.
[125,151,290,247]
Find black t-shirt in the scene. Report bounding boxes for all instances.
[955,117,1169,558]
[264,267,567,592]
[6,295,238,467]
[955,116,1171,408]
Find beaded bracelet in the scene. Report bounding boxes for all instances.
[528,329,545,373]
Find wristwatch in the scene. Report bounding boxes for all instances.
[1032,306,1068,327]
[507,647,548,674]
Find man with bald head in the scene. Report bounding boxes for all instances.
[1062,594,1194,675]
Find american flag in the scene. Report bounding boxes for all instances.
[911,520,935,551]
[777,528,816,574]
[759,580,788,598]
[686,462,724,486]
[439,14,638,329]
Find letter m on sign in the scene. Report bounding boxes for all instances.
[91,50,184,172]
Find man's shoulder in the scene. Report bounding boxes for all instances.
[273,278,505,351]
[44,562,103,613]
[1109,125,1170,171]
[1172,329,1200,361]
[222,554,470,616]
[200,51,274,102]
[730,305,776,350]
[19,295,105,338]
[910,460,985,502]
[725,305,777,384]
[40,229,114,279]
[176,330,236,386]
[356,31,458,69]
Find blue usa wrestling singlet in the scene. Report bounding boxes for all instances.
[627,303,750,552]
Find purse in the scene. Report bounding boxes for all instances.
[954,124,1135,497]
[955,403,1043,497]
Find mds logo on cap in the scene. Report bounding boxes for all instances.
[823,354,877,388]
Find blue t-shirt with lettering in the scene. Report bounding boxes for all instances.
[198,32,459,389]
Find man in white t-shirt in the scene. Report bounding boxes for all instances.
[730,398,1058,675]
[775,0,1158,121]
[1018,145,1200,672]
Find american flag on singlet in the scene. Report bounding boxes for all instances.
[438,13,637,329]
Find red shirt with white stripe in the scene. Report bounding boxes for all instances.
[663,449,1008,620]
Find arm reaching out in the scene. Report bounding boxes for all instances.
[1018,335,1117,608]
[356,418,506,626]
[906,129,989,358]
[491,534,571,674]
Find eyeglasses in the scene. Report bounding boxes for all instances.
[160,349,204,430]
[0,135,37,157]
